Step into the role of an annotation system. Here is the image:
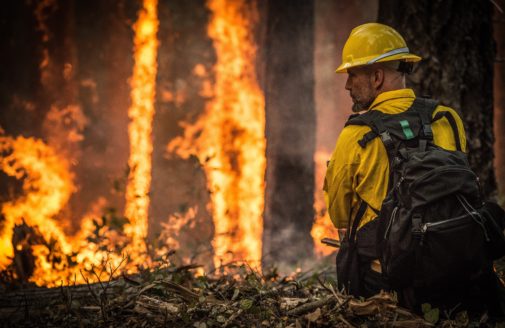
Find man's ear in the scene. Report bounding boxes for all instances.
[371,68,385,90]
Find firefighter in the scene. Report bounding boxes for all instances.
[325,23,505,317]
[324,22,467,302]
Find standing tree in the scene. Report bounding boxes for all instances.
[378,0,496,197]
[494,5,505,204]
[262,0,316,269]
[71,0,136,225]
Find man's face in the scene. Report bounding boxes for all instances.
[345,66,376,113]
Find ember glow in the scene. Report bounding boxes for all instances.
[123,0,159,258]
[168,0,265,267]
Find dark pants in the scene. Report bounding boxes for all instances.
[360,260,391,298]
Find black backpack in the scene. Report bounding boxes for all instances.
[344,98,505,290]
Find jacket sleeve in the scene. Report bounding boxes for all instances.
[324,127,361,229]
[324,125,389,230]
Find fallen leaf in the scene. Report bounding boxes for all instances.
[305,308,321,322]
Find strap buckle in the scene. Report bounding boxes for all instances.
[411,213,423,238]
[379,131,394,150]
[422,124,433,139]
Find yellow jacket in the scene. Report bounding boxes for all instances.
[324,89,467,230]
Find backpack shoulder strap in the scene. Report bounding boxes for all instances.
[433,110,463,151]
[408,98,439,141]
[345,110,395,153]
[347,199,369,243]
[407,98,439,151]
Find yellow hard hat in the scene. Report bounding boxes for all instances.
[335,23,422,73]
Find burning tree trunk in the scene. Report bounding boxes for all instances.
[70,0,137,225]
[0,1,63,205]
[494,5,505,204]
[262,0,316,269]
[378,0,496,197]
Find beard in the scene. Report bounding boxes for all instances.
[350,83,375,113]
[351,96,374,113]
[351,101,367,113]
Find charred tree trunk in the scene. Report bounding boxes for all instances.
[494,5,505,205]
[149,0,214,266]
[379,0,496,197]
[263,0,316,269]
[0,2,43,138]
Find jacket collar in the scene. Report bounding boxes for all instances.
[368,88,416,110]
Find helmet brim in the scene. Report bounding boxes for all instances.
[335,53,422,73]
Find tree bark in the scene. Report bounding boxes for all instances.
[378,0,496,197]
[262,0,316,269]
[494,4,505,205]
[0,2,43,138]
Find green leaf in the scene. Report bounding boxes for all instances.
[421,303,432,313]
[240,299,253,310]
[424,308,439,324]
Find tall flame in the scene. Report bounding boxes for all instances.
[123,0,159,257]
[168,0,265,267]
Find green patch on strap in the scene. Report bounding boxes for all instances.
[399,120,414,140]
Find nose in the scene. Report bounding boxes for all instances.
[345,75,351,91]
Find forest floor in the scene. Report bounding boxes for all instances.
[1,257,505,327]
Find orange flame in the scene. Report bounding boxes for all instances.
[168,0,265,268]
[154,207,197,263]
[0,136,75,270]
[123,0,159,258]
[311,150,339,256]
[0,136,129,285]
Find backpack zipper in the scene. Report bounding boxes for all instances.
[395,176,405,190]
[420,213,476,233]
[383,176,404,240]
[384,206,399,240]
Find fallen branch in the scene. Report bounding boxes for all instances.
[287,296,337,316]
